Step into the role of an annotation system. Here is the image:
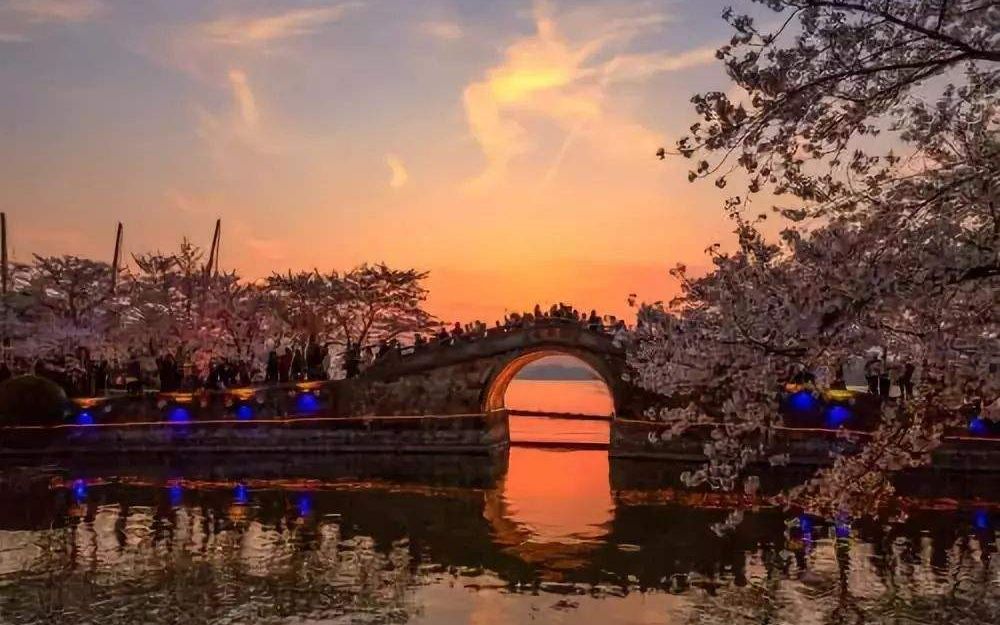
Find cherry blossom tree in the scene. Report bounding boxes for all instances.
[265,270,339,345]
[203,274,276,371]
[632,0,999,517]
[0,237,434,389]
[124,239,216,368]
[266,263,435,350]
[326,263,435,349]
[8,255,123,366]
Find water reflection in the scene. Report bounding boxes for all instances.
[1,445,999,624]
[500,449,612,545]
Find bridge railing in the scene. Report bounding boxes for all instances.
[372,317,623,366]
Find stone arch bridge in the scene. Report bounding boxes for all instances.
[344,322,647,419]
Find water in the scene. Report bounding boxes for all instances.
[506,379,611,445]
[1,380,999,624]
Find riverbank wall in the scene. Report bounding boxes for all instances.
[610,418,1000,470]
[0,381,510,456]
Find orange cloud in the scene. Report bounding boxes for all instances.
[385,154,409,189]
[227,69,259,128]
[5,0,104,23]
[201,3,362,48]
[461,1,715,191]
[418,19,463,41]
[0,0,104,42]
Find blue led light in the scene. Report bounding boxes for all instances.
[825,405,852,428]
[72,479,87,503]
[798,515,813,536]
[168,483,183,507]
[295,392,320,414]
[788,390,818,411]
[234,483,249,505]
[969,417,989,435]
[76,411,94,425]
[297,494,312,517]
[835,521,851,539]
[235,404,254,420]
[974,509,990,530]
[168,406,191,423]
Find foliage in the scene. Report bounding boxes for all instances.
[0,240,433,383]
[326,263,435,348]
[267,263,435,349]
[6,256,122,365]
[633,0,999,517]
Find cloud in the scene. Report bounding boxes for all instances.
[0,0,104,41]
[461,1,715,190]
[200,3,361,48]
[605,45,719,83]
[418,19,463,41]
[3,0,104,23]
[196,68,282,163]
[227,69,259,128]
[385,154,409,189]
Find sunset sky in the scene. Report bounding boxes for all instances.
[1,0,752,323]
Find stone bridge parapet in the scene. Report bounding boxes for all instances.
[347,322,647,418]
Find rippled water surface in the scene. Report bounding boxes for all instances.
[1,381,999,624]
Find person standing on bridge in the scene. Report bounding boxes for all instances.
[864,355,880,395]
[587,310,601,331]
[265,349,278,383]
[898,360,915,401]
[343,343,360,378]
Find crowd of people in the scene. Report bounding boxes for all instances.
[424,303,628,346]
[342,303,629,378]
[789,351,919,402]
[3,337,338,398]
[863,353,917,401]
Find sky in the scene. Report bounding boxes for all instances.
[1,0,751,324]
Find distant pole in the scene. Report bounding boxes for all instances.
[110,222,123,294]
[1,212,7,295]
[1,213,8,364]
[205,218,220,281]
[214,220,221,277]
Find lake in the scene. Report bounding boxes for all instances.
[0,380,997,624]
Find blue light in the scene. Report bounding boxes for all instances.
[168,483,183,507]
[295,392,320,414]
[825,405,852,428]
[974,509,990,530]
[798,515,813,535]
[168,406,191,423]
[969,417,989,435]
[235,404,254,420]
[76,411,94,425]
[297,494,312,517]
[788,390,818,412]
[72,479,87,503]
[835,521,851,539]
[234,483,249,505]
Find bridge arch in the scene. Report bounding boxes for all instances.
[481,346,622,416]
